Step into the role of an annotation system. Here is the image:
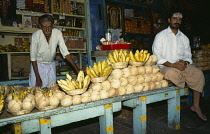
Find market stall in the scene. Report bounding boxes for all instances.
[0,83,187,134]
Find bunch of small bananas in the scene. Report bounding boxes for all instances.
[43,90,53,97]
[0,92,4,113]
[86,60,113,78]
[108,49,130,63]
[129,49,150,62]
[11,90,27,100]
[57,70,90,91]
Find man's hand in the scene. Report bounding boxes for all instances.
[36,75,42,87]
[173,60,187,71]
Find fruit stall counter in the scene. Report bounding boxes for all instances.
[0,79,188,134]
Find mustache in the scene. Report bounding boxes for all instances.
[174,23,180,26]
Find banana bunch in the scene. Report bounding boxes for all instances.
[0,92,4,113]
[108,49,130,63]
[86,60,113,78]
[57,70,90,91]
[129,49,150,62]
[0,85,5,95]
[11,90,27,100]
[43,90,53,97]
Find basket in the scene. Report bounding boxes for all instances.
[7,109,31,116]
[129,61,145,66]
[112,62,128,69]
[65,88,87,95]
[36,105,56,111]
[90,76,108,83]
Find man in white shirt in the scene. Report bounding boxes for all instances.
[29,14,80,88]
[152,9,207,121]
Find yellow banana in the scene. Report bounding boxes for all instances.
[100,68,108,77]
[66,79,76,90]
[86,67,91,75]
[93,62,99,76]
[86,67,95,78]
[83,75,91,88]
[123,50,127,57]
[108,53,116,63]
[77,70,84,82]
[58,84,72,91]
[78,80,83,89]
[103,60,108,69]
[72,81,79,89]
[130,51,136,61]
[144,53,151,62]
[114,49,119,58]
[121,52,126,62]
[89,68,98,78]
[134,51,140,61]
[143,50,148,54]
[118,52,123,62]
[0,100,4,112]
[113,51,118,62]
[139,49,144,61]
[105,66,113,76]
[97,61,102,75]
[59,79,68,86]
[66,73,72,81]
[126,56,130,62]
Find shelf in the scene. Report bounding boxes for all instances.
[125,33,150,36]
[54,26,85,30]
[16,10,46,16]
[11,76,29,80]
[0,26,38,34]
[52,12,85,18]
[106,0,166,11]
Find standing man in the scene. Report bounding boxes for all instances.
[29,14,80,88]
[152,9,207,121]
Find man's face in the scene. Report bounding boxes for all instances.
[168,13,182,30]
[40,19,53,37]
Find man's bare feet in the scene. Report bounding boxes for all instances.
[191,105,207,121]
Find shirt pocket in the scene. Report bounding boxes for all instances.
[176,39,185,56]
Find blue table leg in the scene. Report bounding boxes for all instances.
[133,97,147,134]
[39,118,52,134]
[99,104,114,134]
[168,90,181,130]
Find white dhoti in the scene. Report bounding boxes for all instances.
[160,65,205,93]
[29,61,56,88]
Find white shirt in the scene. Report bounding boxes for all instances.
[30,28,70,63]
[152,27,192,67]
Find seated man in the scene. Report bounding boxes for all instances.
[152,9,207,121]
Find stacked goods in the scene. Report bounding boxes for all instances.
[192,49,210,71]
[108,49,130,69]
[87,80,117,101]
[57,71,90,95]
[83,61,117,102]
[6,86,35,115]
[58,71,91,105]
[35,87,65,111]
[106,49,168,96]
[86,60,113,82]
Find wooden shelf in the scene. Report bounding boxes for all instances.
[54,26,85,30]
[52,12,85,18]
[0,26,38,34]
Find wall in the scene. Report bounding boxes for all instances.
[89,0,106,51]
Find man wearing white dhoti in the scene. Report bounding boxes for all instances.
[152,9,207,121]
[29,14,79,88]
